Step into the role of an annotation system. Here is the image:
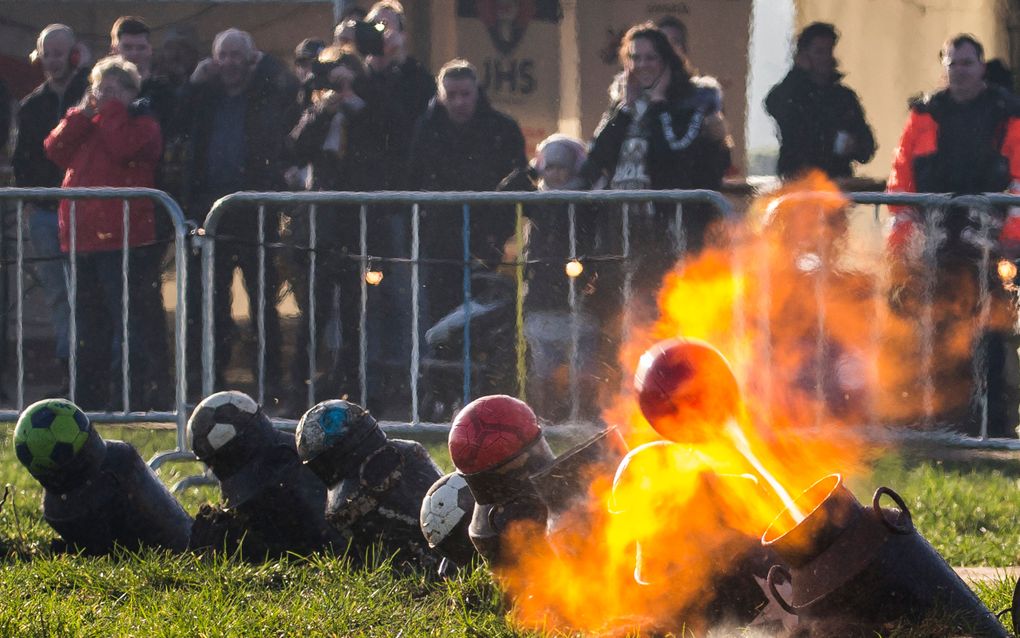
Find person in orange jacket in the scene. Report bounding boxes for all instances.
[886,34,1020,437]
[888,34,1020,252]
[44,55,163,410]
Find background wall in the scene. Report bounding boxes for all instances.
[795,0,1011,179]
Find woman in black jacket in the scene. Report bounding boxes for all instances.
[583,23,731,321]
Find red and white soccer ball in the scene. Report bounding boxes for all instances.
[448,395,540,474]
[633,338,741,443]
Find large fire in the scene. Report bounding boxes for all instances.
[496,172,890,634]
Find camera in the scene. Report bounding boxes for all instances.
[308,60,344,91]
[342,19,386,57]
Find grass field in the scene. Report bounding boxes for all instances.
[0,424,1018,636]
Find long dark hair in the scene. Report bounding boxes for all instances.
[618,23,693,101]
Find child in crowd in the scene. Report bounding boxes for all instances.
[44,55,162,409]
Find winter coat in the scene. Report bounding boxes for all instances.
[406,93,527,264]
[583,76,730,190]
[289,97,376,193]
[177,53,300,213]
[12,69,90,189]
[888,86,1020,196]
[360,57,436,190]
[765,67,875,179]
[44,99,162,253]
[405,92,526,192]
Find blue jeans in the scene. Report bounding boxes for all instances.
[28,208,70,359]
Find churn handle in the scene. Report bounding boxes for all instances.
[766,564,797,615]
[872,486,914,534]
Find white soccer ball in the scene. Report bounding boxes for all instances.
[420,472,474,548]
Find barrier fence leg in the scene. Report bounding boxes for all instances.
[567,203,580,423]
[514,202,527,401]
[121,200,131,413]
[68,201,77,404]
[359,204,368,408]
[410,203,421,425]
[15,201,24,410]
[462,204,472,406]
[257,204,267,405]
[307,204,318,410]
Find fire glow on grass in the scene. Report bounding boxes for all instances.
[497,172,884,634]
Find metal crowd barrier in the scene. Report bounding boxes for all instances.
[200,189,734,429]
[0,187,192,468]
[195,190,1020,451]
[789,191,1020,449]
[6,187,1019,476]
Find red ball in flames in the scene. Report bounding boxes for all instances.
[449,395,541,474]
[634,338,741,442]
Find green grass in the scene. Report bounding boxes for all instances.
[850,452,1020,567]
[0,425,1017,636]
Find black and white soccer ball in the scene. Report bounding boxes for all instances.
[420,472,476,566]
[187,391,262,462]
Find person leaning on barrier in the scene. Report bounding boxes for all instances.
[177,28,300,401]
[286,46,374,405]
[581,23,731,344]
[43,56,163,411]
[405,58,527,327]
[887,33,1020,437]
[765,22,876,180]
[11,24,90,396]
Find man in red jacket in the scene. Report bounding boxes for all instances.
[887,34,1020,437]
[44,55,162,410]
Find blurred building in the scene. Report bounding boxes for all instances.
[0,0,754,170]
[795,0,1016,180]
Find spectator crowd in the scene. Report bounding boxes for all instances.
[3,4,1019,435]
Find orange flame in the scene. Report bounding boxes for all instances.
[497,172,884,634]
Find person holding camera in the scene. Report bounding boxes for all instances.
[287,47,375,405]
[177,28,300,400]
[335,2,435,413]
[358,1,435,186]
[43,56,162,410]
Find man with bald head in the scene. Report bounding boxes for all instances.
[178,28,300,399]
[12,24,91,393]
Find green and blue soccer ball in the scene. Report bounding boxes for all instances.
[14,398,91,478]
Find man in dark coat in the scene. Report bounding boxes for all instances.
[178,28,300,399]
[405,58,527,327]
[12,24,90,394]
[765,22,875,179]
